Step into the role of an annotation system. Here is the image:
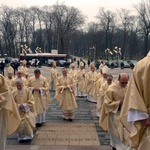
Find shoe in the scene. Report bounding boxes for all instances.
[41,122,45,125]
[18,140,23,143]
[36,123,42,127]
[68,119,73,122]
[63,118,68,121]
[19,139,32,143]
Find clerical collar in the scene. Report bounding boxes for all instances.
[63,75,67,78]
[18,89,23,93]
[147,51,150,56]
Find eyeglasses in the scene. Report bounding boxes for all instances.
[120,82,128,85]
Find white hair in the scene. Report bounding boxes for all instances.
[15,78,23,84]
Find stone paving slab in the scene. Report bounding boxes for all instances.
[6,145,111,150]
[31,123,100,146]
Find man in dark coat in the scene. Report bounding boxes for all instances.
[0,61,5,76]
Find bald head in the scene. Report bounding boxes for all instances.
[119,73,129,80]
[118,73,129,87]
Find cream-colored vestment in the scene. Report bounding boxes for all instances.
[55,75,77,119]
[28,75,51,123]
[0,75,21,150]
[68,69,77,96]
[85,71,97,102]
[120,54,150,150]
[20,66,29,78]
[76,69,87,97]
[101,81,132,150]
[49,67,58,90]
[12,87,36,141]
[5,76,14,91]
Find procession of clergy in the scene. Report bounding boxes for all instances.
[0,54,150,150]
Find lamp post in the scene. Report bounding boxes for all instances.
[17,42,20,55]
[105,48,113,60]
[0,32,3,57]
[89,46,96,62]
[114,46,121,67]
[93,46,96,61]
[105,48,109,60]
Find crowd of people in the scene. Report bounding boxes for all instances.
[40,56,150,150]
[0,59,51,150]
[0,54,150,150]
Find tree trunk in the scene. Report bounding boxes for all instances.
[144,33,149,56]
[60,37,64,54]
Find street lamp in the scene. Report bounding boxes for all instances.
[0,32,2,57]
[105,48,113,60]
[89,46,96,62]
[113,46,121,67]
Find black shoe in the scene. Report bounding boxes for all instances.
[24,139,32,143]
[112,147,117,150]
[41,122,45,125]
[36,123,42,127]
[68,119,73,122]
[19,140,23,143]
[63,118,68,121]
[19,139,32,143]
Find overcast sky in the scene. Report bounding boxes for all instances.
[0,0,141,22]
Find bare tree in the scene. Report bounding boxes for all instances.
[135,0,150,56]
[0,3,146,60]
[15,7,32,46]
[28,6,39,51]
[96,7,116,59]
[51,3,85,53]
[87,22,100,60]
[40,6,53,52]
[117,8,132,59]
[0,5,17,57]
[30,7,44,48]
[127,15,139,59]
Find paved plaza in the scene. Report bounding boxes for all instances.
[5,66,133,150]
